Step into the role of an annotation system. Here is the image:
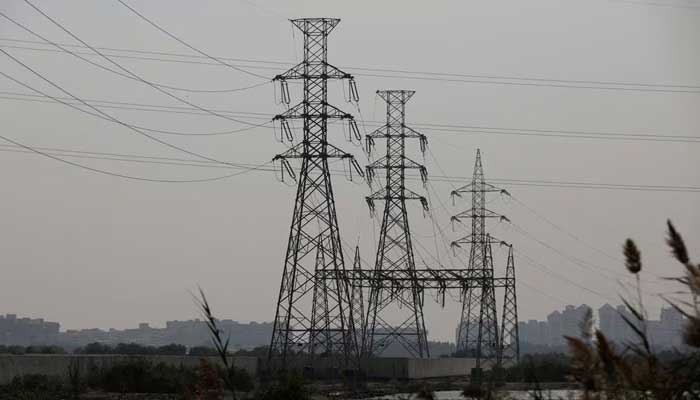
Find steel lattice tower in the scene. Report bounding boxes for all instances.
[451,149,509,373]
[350,246,366,353]
[364,90,429,358]
[269,18,361,369]
[499,244,519,365]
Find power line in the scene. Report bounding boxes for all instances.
[3,35,699,94]
[510,196,624,264]
[421,125,700,144]
[349,64,700,90]
[0,51,258,167]
[0,12,270,94]
[517,278,571,304]
[0,90,272,118]
[485,178,700,193]
[0,144,273,170]
[607,0,700,10]
[20,0,267,128]
[3,90,698,144]
[516,251,618,303]
[0,133,272,182]
[0,130,698,194]
[414,121,700,143]
[0,91,274,136]
[0,71,697,194]
[507,221,666,288]
[0,37,291,66]
[425,174,700,193]
[0,146,658,302]
[0,91,271,119]
[354,72,700,94]
[115,0,269,80]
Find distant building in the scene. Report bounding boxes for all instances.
[598,304,617,341]
[55,319,273,350]
[546,310,563,347]
[517,304,688,354]
[0,314,273,350]
[649,307,685,349]
[0,314,60,346]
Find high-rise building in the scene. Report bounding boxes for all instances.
[517,304,687,353]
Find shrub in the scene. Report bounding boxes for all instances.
[156,343,187,355]
[86,359,195,394]
[257,373,309,400]
[189,346,219,356]
[81,357,253,395]
[0,374,68,400]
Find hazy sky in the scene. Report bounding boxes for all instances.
[0,0,698,342]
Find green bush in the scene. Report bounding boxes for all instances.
[75,342,188,355]
[0,345,65,355]
[82,358,253,394]
[86,359,195,393]
[257,373,309,400]
[0,374,69,400]
[189,346,218,356]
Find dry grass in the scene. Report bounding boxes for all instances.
[556,220,700,400]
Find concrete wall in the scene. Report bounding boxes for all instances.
[264,357,476,380]
[363,358,476,379]
[0,355,258,384]
[0,355,474,383]
[407,358,476,379]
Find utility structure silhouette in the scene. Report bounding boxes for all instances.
[268,18,362,370]
[500,244,519,365]
[364,90,430,358]
[451,149,519,373]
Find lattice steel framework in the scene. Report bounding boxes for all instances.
[451,149,511,371]
[350,246,366,353]
[269,18,361,369]
[499,244,519,365]
[364,90,430,358]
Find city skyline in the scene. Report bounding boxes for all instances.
[2,300,688,351]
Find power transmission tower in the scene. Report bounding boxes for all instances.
[364,90,430,358]
[268,18,362,371]
[451,149,510,376]
[350,246,366,354]
[499,244,519,366]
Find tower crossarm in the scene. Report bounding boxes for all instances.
[274,62,352,82]
[366,187,428,213]
[366,156,425,171]
[274,142,357,160]
[365,156,427,187]
[450,233,509,250]
[320,268,509,291]
[273,142,363,181]
[451,208,510,224]
[273,102,354,121]
[451,182,509,199]
[367,124,426,140]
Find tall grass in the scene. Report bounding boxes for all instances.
[552,220,700,400]
[194,287,311,400]
[193,287,243,400]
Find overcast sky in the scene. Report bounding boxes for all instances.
[0,0,698,342]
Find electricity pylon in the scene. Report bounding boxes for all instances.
[499,244,519,365]
[451,149,510,374]
[364,90,430,358]
[350,246,366,354]
[268,18,362,371]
